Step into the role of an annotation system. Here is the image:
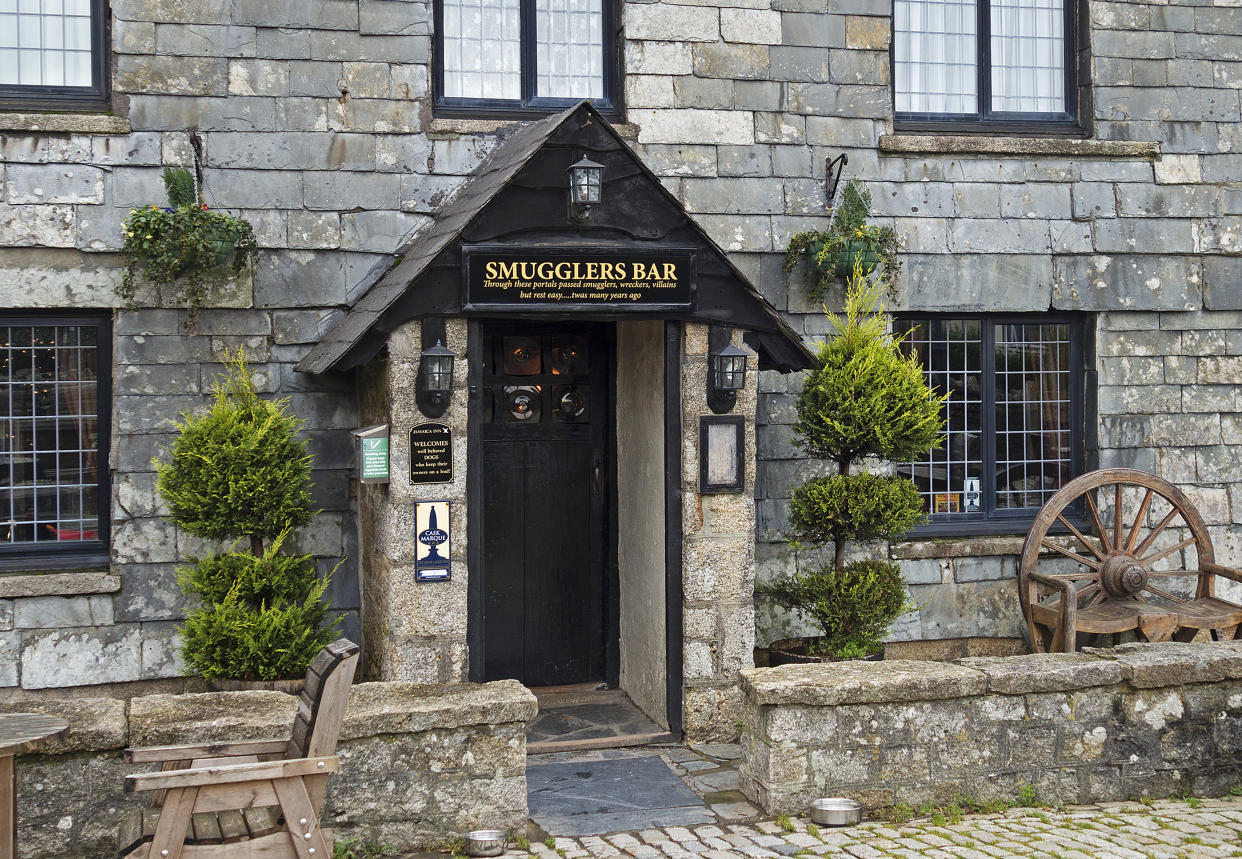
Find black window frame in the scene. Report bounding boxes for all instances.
[892,0,1084,136]
[0,0,111,112]
[896,312,1095,538]
[0,313,111,572]
[432,0,621,119]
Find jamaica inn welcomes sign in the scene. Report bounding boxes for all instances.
[463,246,695,312]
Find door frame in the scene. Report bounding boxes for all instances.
[466,317,685,735]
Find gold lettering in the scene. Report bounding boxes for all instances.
[613,262,626,279]
[631,262,648,280]
[585,262,599,280]
[494,262,521,280]
[555,262,572,280]
[537,262,554,280]
[663,263,677,280]
[485,261,498,279]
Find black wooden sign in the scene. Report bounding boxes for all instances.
[409,423,453,484]
[463,246,695,311]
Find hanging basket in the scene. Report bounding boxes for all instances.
[204,225,240,267]
[833,240,881,279]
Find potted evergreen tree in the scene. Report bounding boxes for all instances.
[157,351,340,687]
[758,272,945,663]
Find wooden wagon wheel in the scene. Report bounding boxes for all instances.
[1019,467,1226,652]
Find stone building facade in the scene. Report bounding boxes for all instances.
[0,0,1239,735]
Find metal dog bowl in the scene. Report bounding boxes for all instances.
[809,797,863,827]
[465,830,508,857]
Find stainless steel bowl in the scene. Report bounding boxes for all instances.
[465,830,508,857]
[809,797,863,827]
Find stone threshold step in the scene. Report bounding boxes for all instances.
[528,730,679,755]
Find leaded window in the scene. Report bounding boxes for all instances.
[434,0,617,116]
[0,0,109,109]
[893,0,1078,132]
[896,315,1089,534]
[0,317,110,567]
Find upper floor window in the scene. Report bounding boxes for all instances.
[893,0,1079,133]
[433,0,618,117]
[0,0,109,110]
[0,316,110,570]
[896,315,1091,536]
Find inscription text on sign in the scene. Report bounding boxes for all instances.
[463,246,695,311]
[410,423,453,484]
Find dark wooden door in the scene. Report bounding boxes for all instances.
[481,323,609,686]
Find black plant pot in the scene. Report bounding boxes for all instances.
[767,636,884,666]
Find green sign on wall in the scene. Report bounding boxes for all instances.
[355,425,390,484]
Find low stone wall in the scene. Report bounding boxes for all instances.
[4,679,536,859]
[739,642,1242,814]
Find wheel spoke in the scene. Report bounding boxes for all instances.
[1056,513,1104,560]
[1133,507,1180,558]
[1138,536,1199,569]
[1125,488,1155,553]
[1084,490,1112,553]
[1040,538,1101,570]
[1114,483,1124,550]
[1040,571,1101,581]
[1143,584,1191,606]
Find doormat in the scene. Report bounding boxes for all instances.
[527,754,714,836]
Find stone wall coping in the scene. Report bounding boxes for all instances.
[743,643,1242,707]
[428,117,639,141]
[0,572,120,598]
[740,659,987,706]
[0,697,127,754]
[12,679,538,754]
[957,652,1126,694]
[0,112,131,134]
[879,134,1161,159]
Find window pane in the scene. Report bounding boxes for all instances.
[441,0,520,100]
[536,0,603,99]
[0,0,94,87]
[991,0,1065,113]
[893,0,977,114]
[0,323,101,545]
[994,322,1071,510]
[897,318,984,518]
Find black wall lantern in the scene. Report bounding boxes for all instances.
[416,317,455,419]
[568,155,604,222]
[707,325,747,414]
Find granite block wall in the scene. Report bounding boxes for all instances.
[2,0,1240,689]
[739,642,1242,814]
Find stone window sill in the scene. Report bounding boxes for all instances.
[879,134,1161,159]
[892,533,1087,561]
[0,571,120,599]
[0,112,130,135]
[428,116,639,140]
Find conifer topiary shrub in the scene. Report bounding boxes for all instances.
[758,272,946,660]
[158,351,339,681]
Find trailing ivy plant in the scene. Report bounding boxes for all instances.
[157,350,338,681]
[118,167,257,322]
[783,178,901,300]
[756,273,945,660]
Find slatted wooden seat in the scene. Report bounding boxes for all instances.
[118,638,359,858]
[1020,469,1242,652]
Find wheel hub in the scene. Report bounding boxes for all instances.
[1100,554,1148,597]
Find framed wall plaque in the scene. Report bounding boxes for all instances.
[415,500,451,582]
[410,423,453,484]
[699,415,745,493]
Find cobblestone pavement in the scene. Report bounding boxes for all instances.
[513,796,1242,859]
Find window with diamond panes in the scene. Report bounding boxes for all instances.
[0,318,109,564]
[435,0,616,115]
[0,0,108,108]
[893,0,1077,131]
[896,316,1086,533]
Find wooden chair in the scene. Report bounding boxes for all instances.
[118,638,359,858]
[1019,468,1242,652]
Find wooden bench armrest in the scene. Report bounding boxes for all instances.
[1026,570,1077,595]
[1204,562,1242,584]
[124,755,339,793]
[124,738,290,763]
